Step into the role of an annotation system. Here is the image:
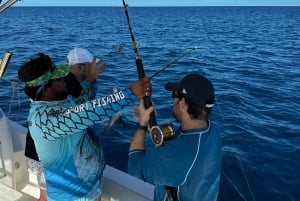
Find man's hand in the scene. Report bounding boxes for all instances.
[130,77,152,99]
[133,99,154,127]
[86,57,105,81]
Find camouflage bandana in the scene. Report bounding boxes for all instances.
[26,65,70,87]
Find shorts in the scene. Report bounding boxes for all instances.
[26,157,46,190]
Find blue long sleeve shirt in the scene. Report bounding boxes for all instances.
[128,121,222,201]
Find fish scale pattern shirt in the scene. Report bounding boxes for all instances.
[28,86,136,201]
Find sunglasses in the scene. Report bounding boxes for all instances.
[77,62,88,67]
[172,91,184,99]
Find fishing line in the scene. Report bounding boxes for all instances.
[0,50,22,114]
[215,97,255,201]
[239,157,256,201]
[150,46,198,79]
[7,81,21,115]
[226,96,256,201]
[0,79,22,115]
[0,78,23,89]
[221,169,248,201]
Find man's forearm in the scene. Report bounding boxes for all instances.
[129,129,146,151]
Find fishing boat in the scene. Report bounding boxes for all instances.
[0,107,154,201]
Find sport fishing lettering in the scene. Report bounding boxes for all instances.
[66,91,125,114]
[91,91,125,108]
[47,91,125,117]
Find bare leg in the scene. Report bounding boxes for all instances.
[38,189,47,201]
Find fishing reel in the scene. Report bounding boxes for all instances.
[150,123,176,146]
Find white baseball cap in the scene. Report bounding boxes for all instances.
[67,48,100,65]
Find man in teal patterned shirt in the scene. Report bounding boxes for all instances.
[18,52,151,201]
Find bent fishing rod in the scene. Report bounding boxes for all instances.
[122,0,157,127]
[121,1,199,149]
[121,3,182,200]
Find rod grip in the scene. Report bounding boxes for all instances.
[136,59,145,78]
[136,59,157,127]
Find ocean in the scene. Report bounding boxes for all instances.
[1,6,299,201]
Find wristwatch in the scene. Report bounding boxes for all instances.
[137,124,147,131]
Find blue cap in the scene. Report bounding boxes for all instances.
[165,74,215,108]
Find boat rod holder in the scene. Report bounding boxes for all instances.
[0,50,12,78]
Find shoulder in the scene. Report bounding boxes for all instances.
[208,120,222,137]
[29,100,68,119]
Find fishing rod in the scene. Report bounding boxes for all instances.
[121,3,180,200]
[122,0,157,127]
[0,0,20,13]
[150,46,198,79]
[122,1,189,150]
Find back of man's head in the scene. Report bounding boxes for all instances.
[18,53,53,83]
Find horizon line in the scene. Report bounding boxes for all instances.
[13,5,300,7]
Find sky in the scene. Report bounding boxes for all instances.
[8,0,300,7]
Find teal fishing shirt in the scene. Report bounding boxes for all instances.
[128,121,222,201]
[28,82,136,201]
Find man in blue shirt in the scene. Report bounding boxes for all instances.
[128,74,222,201]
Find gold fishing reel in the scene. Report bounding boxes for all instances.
[150,123,176,146]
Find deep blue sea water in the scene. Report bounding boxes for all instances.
[1,6,300,201]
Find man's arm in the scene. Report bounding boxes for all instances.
[129,99,154,151]
[129,128,147,150]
